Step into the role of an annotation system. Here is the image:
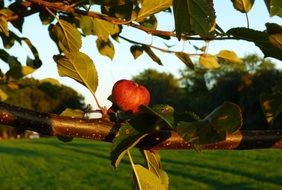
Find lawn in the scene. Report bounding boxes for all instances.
[0,138,281,190]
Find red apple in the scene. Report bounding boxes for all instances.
[112,79,150,113]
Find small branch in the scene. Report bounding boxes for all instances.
[0,102,281,150]
[119,35,202,56]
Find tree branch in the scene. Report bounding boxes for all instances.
[0,102,281,150]
[5,0,236,41]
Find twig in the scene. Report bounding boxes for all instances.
[0,102,281,150]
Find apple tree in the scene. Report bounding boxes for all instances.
[0,0,281,189]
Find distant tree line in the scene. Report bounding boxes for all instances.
[133,54,282,130]
[0,78,87,139]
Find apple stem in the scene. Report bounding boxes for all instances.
[92,93,108,118]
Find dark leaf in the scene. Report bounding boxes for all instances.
[175,52,194,69]
[264,0,282,17]
[39,9,55,25]
[266,23,282,49]
[142,45,163,65]
[22,37,42,68]
[261,92,282,124]
[173,0,216,39]
[141,105,175,128]
[227,27,282,61]
[130,45,143,59]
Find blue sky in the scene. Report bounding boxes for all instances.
[1,1,281,109]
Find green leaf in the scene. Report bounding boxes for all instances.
[96,38,115,60]
[52,19,82,53]
[22,37,42,68]
[54,51,98,94]
[130,45,143,59]
[173,0,216,39]
[264,0,282,17]
[93,18,120,40]
[227,27,282,61]
[176,102,242,145]
[266,23,282,49]
[142,45,163,65]
[135,0,172,22]
[175,52,194,69]
[217,50,243,64]
[133,164,167,190]
[206,102,242,133]
[199,54,220,69]
[261,92,282,124]
[142,150,169,189]
[80,16,94,36]
[0,88,8,101]
[111,123,148,168]
[231,0,255,13]
[141,105,175,128]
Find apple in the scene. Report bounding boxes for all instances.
[112,79,150,113]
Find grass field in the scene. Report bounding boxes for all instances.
[0,138,281,190]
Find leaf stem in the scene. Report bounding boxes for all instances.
[45,7,59,21]
[245,13,250,28]
[128,150,143,190]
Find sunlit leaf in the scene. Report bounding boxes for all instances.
[39,78,61,87]
[111,123,148,168]
[80,16,94,36]
[21,66,36,76]
[231,0,255,13]
[96,38,115,60]
[133,164,167,190]
[199,54,220,69]
[142,45,163,65]
[217,50,243,64]
[130,45,143,59]
[261,92,282,124]
[52,19,82,53]
[227,27,282,61]
[0,88,8,101]
[173,0,216,39]
[93,18,120,40]
[266,23,282,49]
[142,150,169,189]
[0,17,8,37]
[135,0,172,22]
[54,51,98,94]
[175,52,194,69]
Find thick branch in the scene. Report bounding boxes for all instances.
[0,102,281,150]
